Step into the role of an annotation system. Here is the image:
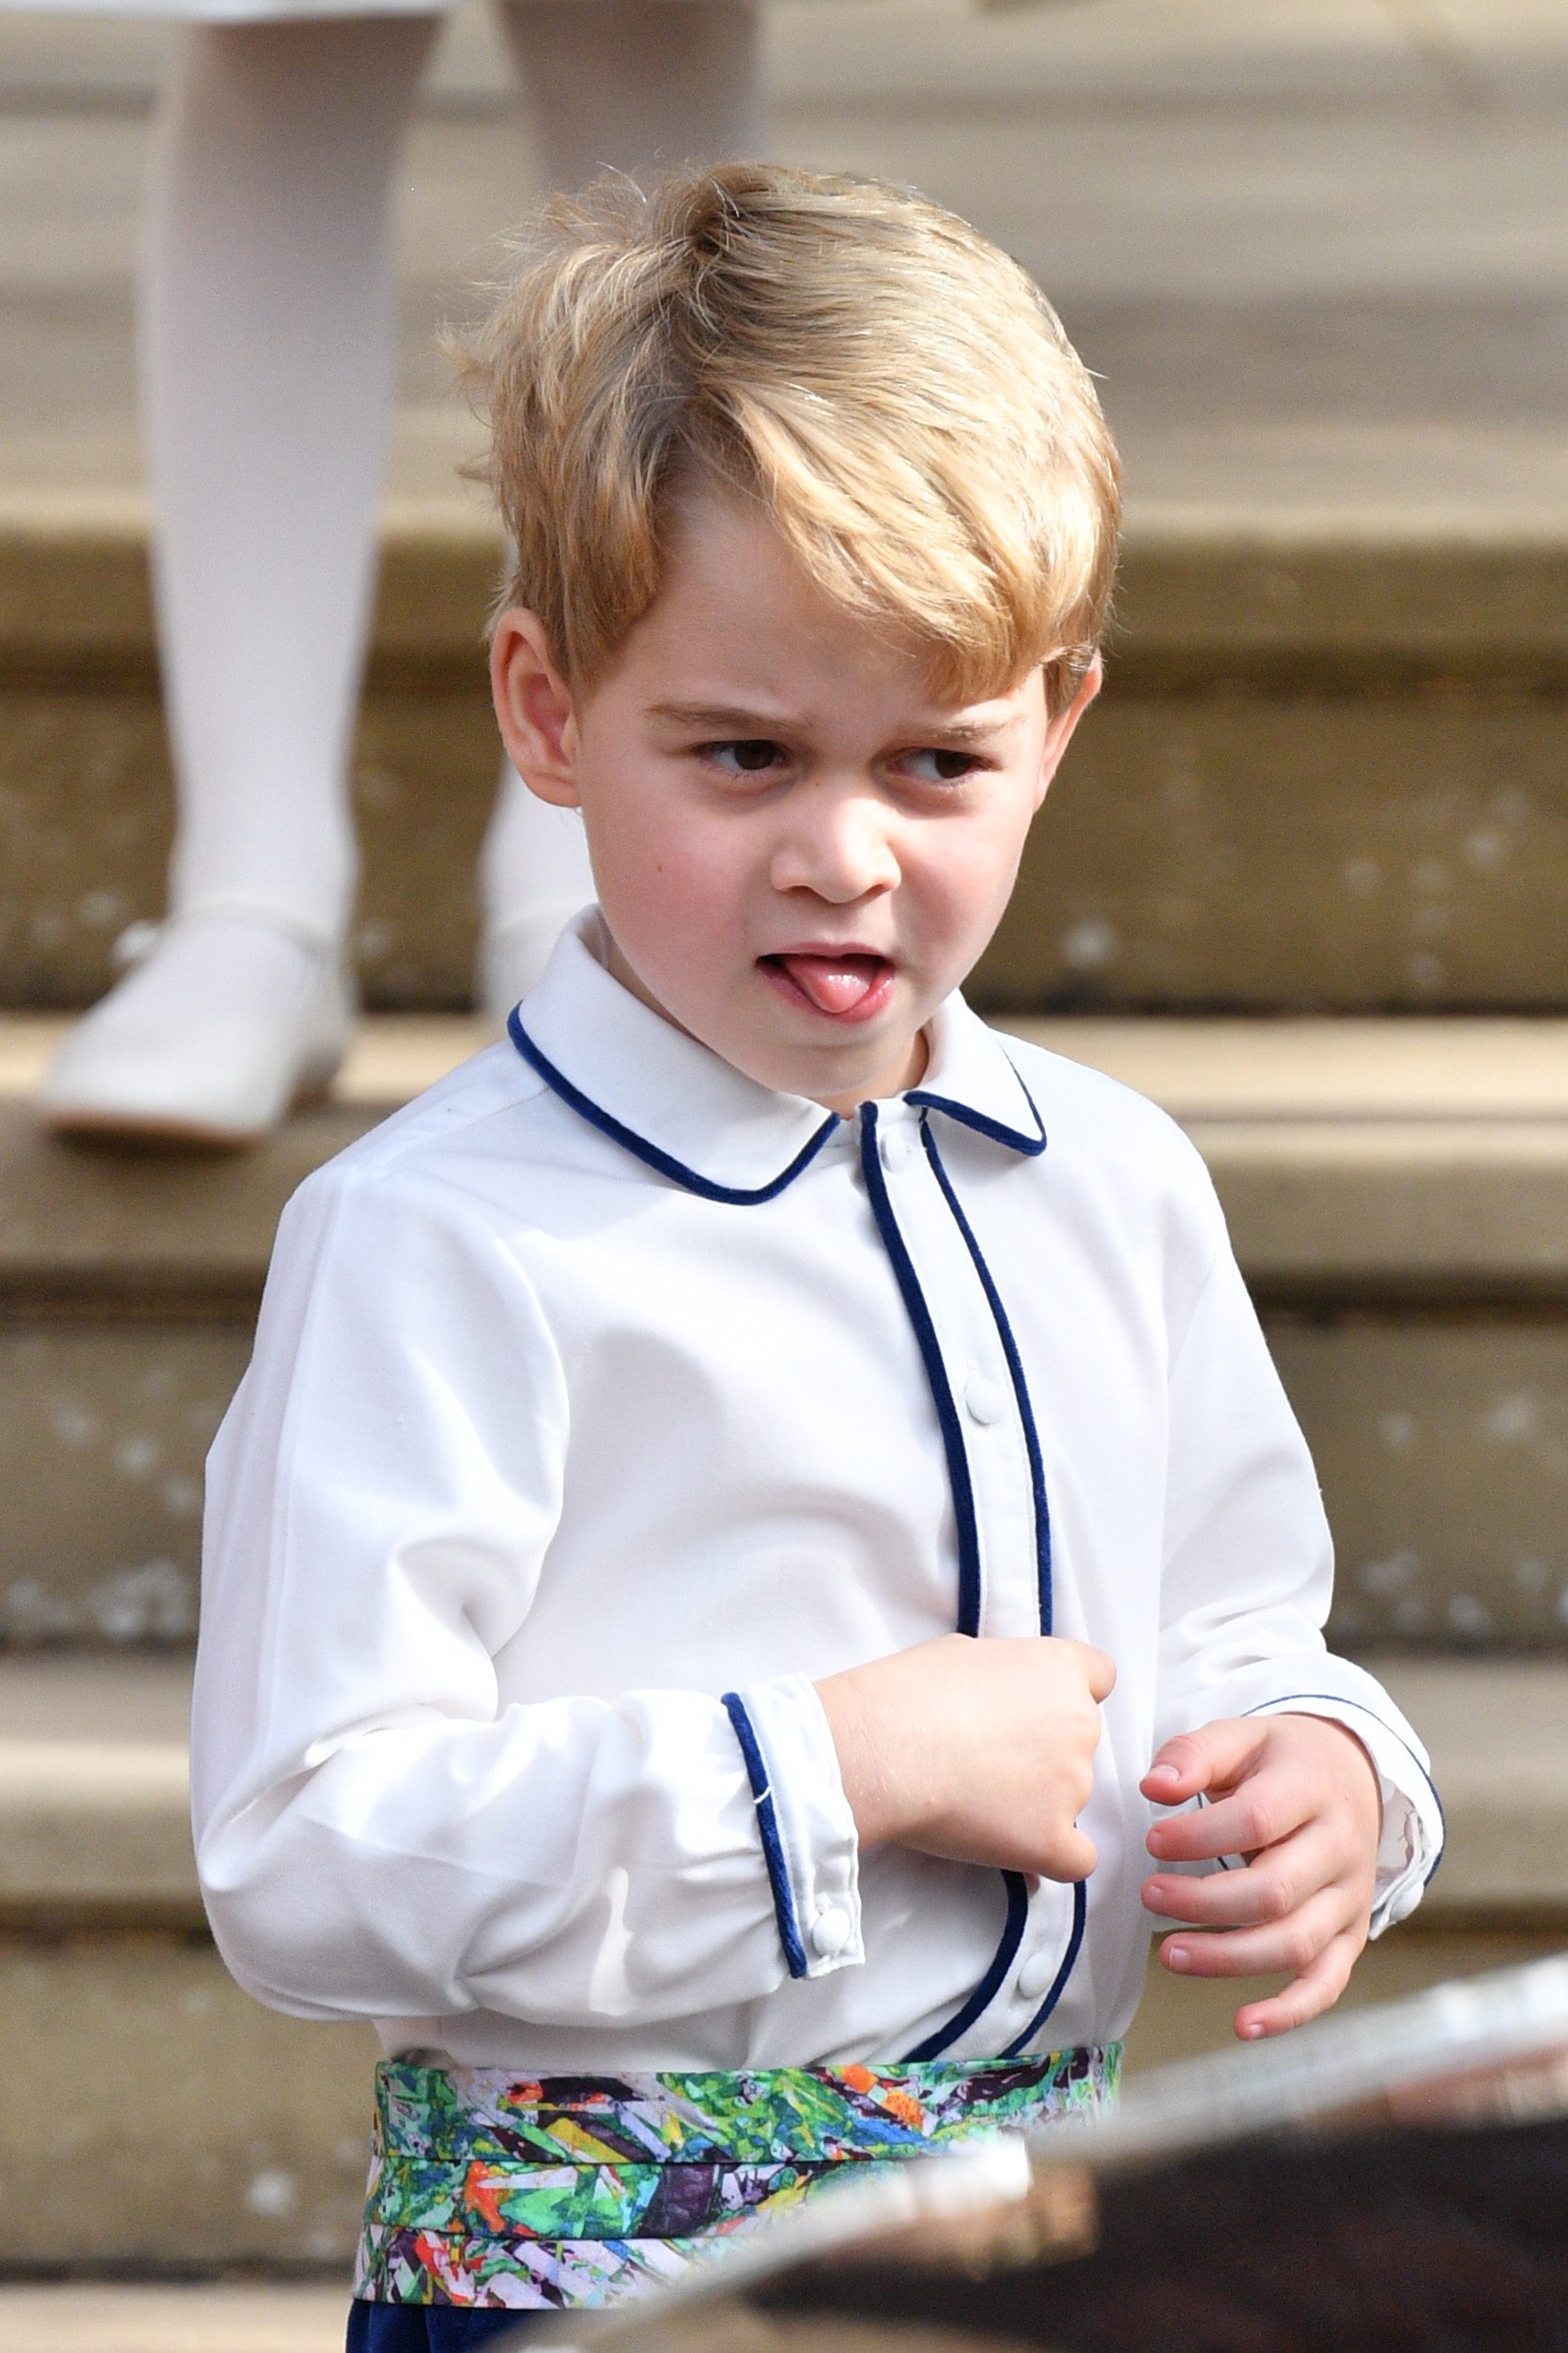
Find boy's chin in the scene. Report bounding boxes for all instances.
[740,1023,930,1115]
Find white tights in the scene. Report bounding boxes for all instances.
[142,3,764,965]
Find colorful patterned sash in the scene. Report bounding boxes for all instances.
[354,2045,1120,2311]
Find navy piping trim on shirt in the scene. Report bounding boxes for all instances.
[1242,1692,1447,1889]
[861,1098,998,2061]
[722,1691,810,1980]
[1002,1880,1088,2057]
[508,1009,839,1206]
[908,1115,1082,2056]
[903,1871,1031,2063]
[857,1101,982,1639]
[920,1120,1054,1637]
[869,1104,1075,2061]
[908,1058,1047,1159]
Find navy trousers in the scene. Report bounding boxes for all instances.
[346,2303,548,2348]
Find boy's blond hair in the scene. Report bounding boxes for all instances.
[458,162,1120,711]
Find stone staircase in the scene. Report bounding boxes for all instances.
[3,502,1566,2286]
[10,510,1568,1018]
[2,0,1566,2329]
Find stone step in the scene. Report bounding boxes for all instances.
[8,0,1567,534]
[5,503,1567,1014]
[0,1921,1557,2274]
[3,1013,1567,1649]
[0,1649,1556,2268]
[6,1011,1568,1306]
[1,1653,1558,1933]
[0,2284,349,2353]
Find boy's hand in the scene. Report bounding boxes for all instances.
[817,1634,1115,1882]
[1140,1714,1382,2040]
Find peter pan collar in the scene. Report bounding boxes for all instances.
[509,909,1045,1201]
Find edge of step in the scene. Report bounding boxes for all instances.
[0,2284,349,2353]
[7,495,1568,669]
[0,1653,1559,1930]
[0,1653,192,1925]
[4,1017,1568,1310]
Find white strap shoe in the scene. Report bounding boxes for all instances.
[38,906,355,1146]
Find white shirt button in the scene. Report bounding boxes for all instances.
[811,1904,853,1959]
[880,1126,916,1173]
[1017,1947,1057,2002]
[964,1374,1007,1425]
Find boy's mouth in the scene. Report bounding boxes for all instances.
[761,951,895,1023]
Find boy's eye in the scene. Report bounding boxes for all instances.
[905,747,982,783]
[704,739,787,775]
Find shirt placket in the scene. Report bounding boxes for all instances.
[863,1105,1042,1642]
[857,1099,1084,2056]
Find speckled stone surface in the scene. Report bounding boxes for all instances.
[0,1922,1553,2269]
[3,1029,1568,1646]
[4,1314,1568,1649]
[985,691,1568,1013]
[6,0,1568,526]
[0,1935,377,2267]
[0,673,498,1014]
[6,527,1568,1013]
[0,1327,242,1642]
[1276,1319,1568,1648]
[2,1652,1557,1928]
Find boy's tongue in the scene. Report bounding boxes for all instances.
[778,953,884,1015]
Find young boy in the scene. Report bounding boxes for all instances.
[191,164,1443,2346]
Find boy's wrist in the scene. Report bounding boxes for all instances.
[815,1661,916,1853]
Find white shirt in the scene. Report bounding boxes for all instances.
[192,912,1442,2071]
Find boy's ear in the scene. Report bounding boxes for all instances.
[491,610,581,807]
[1034,655,1102,808]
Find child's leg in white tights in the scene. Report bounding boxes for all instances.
[43,5,766,1125]
[149,15,439,942]
[501,0,763,191]
[43,17,438,1137]
[478,0,763,1020]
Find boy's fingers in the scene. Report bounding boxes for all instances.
[1140,1717,1267,1807]
[1076,1644,1116,1703]
[1142,1822,1333,1927]
[1157,1886,1345,1982]
[1233,1932,1360,2041]
[1040,1826,1099,1884]
[1145,1767,1315,1864]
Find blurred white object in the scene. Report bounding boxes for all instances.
[567,1953,1568,2345]
[38,910,354,1145]
[19,0,746,1140]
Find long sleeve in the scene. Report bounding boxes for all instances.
[191,1161,861,2027]
[1154,1210,1443,1933]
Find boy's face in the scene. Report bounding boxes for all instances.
[492,489,1099,1115]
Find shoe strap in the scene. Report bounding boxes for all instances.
[113,900,343,972]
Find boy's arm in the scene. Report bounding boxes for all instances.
[192,1165,861,2026]
[1152,1210,1443,1940]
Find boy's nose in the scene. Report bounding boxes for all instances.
[769,791,900,902]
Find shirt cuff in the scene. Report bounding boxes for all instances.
[721,1673,863,1981]
[1250,1693,1446,1935]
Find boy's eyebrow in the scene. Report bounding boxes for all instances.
[917,714,1023,746]
[646,700,1020,743]
[646,700,798,733]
